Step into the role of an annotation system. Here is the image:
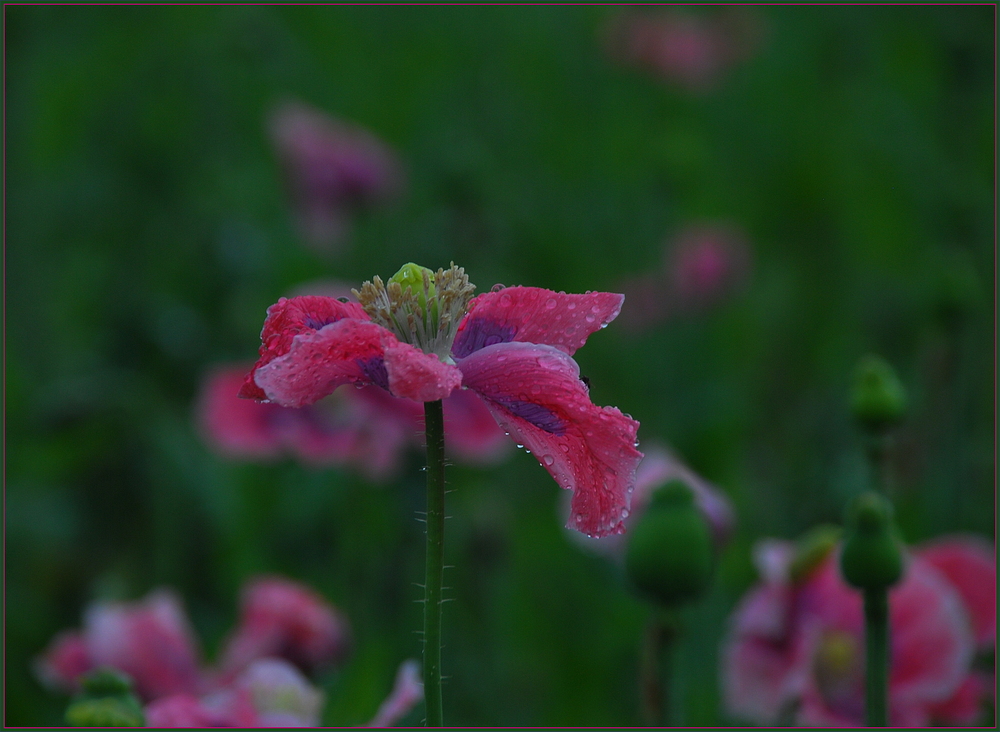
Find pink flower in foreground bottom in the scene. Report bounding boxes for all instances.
[239,264,643,538]
[36,577,420,727]
[721,535,995,726]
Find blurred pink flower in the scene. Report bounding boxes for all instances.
[721,535,995,726]
[215,576,352,682]
[197,364,510,481]
[269,100,403,253]
[619,224,751,331]
[567,443,735,557]
[605,9,764,92]
[366,659,424,728]
[35,590,202,702]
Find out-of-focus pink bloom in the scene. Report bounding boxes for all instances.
[269,101,403,252]
[197,365,510,480]
[35,590,202,702]
[721,535,995,726]
[619,224,752,331]
[605,9,764,92]
[147,658,420,729]
[566,442,735,557]
[366,659,424,728]
[146,658,322,728]
[239,266,643,538]
[215,576,351,682]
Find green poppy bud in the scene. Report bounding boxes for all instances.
[850,355,907,434]
[389,262,436,316]
[839,491,904,591]
[624,480,714,608]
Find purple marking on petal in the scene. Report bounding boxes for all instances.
[451,319,518,358]
[356,357,389,391]
[491,398,566,435]
[304,315,336,330]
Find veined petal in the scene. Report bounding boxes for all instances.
[458,342,642,538]
[252,318,391,408]
[382,342,462,402]
[452,287,624,358]
[240,296,370,401]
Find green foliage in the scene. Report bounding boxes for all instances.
[6,6,993,726]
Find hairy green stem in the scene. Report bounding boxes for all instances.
[422,400,446,727]
[864,588,889,726]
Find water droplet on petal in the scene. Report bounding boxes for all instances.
[591,304,602,314]
[621,509,630,519]
[542,454,555,466]
[499,293,512,307]
[545,298,557,309]
[567,302,576,310]
[585,314,596,323]
[515,443,524,449]
[491,283,506,292]
[559,444,570,453]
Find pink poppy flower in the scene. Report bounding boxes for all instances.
[605,9,764,92]
[721,535,994,726]
[214,575,352,682]
[567,442,735,557]
[269,101,403,252]
[239,264,643,538]
[35,590,202,702]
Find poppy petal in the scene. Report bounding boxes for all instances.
[458,341,642,538]
[452,287,623,358]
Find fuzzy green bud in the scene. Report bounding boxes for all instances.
[66,667,145,727]
[850,355,907,433]
[839,492,904,591]
[788,524,842,584]
[624,480,714,608]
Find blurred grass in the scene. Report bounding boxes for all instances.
[6,5,994,726]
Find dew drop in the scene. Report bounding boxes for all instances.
[515,443,524,449]
[559,444,570,453]
[599,323,608,329]
[567,302,576,310]
[621,509,630,519]
[337,296,351,303]
[585,314,596,323]
[591,304,602,314]
[545,298,557,309]
[542,454,555,466]
[499,293,512,307]
[491,283,506,292]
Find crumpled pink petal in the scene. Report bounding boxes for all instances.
[915,535,996,650]
[366,659,423,728]
[381,341,462,402]
[240,296,371,402]
[216,576,351,681]
[83,590,203,702]
[458,341,642,538]
[452,287,623,358]
[250,318,390,408]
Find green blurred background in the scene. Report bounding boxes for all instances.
[6,6,994,726]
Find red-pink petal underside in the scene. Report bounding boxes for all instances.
[239,296,370,401]
[916,535,996,649]
[382,341,462,402]
[457,341,642,538]
[252,318,391,408]
[452,287,624,358]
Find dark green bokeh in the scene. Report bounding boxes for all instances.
[6,6,993,726]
